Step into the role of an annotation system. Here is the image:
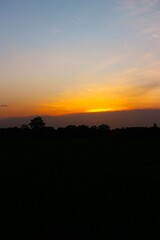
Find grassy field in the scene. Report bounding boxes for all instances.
[0,136,160,239]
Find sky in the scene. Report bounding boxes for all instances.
[1,0,160,119]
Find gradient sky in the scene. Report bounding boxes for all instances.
[1,0,160,118]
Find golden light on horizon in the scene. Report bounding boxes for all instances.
[2,79,160,118]
[86,108,114,113]
[39,85,133,116]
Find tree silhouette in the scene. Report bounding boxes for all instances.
[98,124,110,131]
[29,116,45,129]
[21,124,29,129]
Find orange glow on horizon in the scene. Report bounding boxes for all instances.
[38,88,141,116]
[35,87,160,116]
[1,82,160,118]
[86,108,114,113]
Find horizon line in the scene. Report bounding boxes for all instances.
[1,107,160,120]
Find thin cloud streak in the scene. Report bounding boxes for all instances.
[0,105,8,108]
[120,0,160,43]
[120,0,159,15]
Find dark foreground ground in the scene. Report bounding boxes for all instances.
[0,135,160,239]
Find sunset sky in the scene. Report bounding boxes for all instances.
[1,0,160,118]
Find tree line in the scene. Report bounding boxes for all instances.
[0,116,160,137]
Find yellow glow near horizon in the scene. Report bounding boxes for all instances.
[39,85,136,116]
[38,78,160,117]
[86,108,114,113]
[2,78,160,118]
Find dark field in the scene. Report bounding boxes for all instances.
[1,135,160,239]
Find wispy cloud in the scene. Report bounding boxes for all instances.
[152,33,160,39]
[119,0,160,66]
[120,0,159,15]
[0,105,8,108]
[127,81,160,98]
[120,0,160,33]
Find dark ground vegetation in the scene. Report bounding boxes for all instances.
[0,124,160,239]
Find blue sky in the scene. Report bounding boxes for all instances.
[0,0,160,117]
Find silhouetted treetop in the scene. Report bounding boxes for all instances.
[29,116,45,129]
[21,124,29,129]
[98,124,110,131]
